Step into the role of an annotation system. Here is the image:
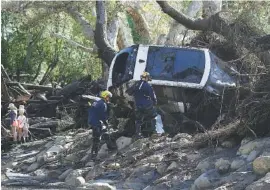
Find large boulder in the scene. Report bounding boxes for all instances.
[156,162,167,175]
[172,133,192,141]
[27,162,40,172]
[66,176,85,187]
[231,159,246,171]
[167,161,178,171]
[85,166,105,181]
[246,172,270,190]
[253,156,270,175]
[238,137,270,156]
[46,145,64,157]
[65,169,84,186]
[238,141,260,156]
[194,169,220,189]
[215,158,231,174]
[247,150,259,162]
[196,160,211,173]
[59,169,73,181]
[116,137,132,150]
[97,144,108,159]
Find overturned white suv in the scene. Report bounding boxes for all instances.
[107,45,237,113]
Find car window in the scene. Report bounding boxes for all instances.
[146,46,205,84]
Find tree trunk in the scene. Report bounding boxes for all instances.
[107,17,120,49]
[95,1,117,66]
[126,7,151,44]
[202,0,222,18]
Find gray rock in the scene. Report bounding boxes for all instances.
[156,163,167,175]
[65,169,83,181]
[86,161,95,167]
[170,138,190,149]
[23,157,36,164]
[231,159,246,171]
[194,169,220,189]
[215,158,231,174]
[27,162,40,172]
[241,137,254,145]
[247,150,259,162]
[59,169,73,181]
[66,176,85,187]
[261,151,270,157]
[64,142,73,150]
[218,169,257,189]
[253,156,270,175]
[116,137,132,150]
[47,170,62,179]
[196,160,211,173]
[238,137,270,156]
[246,172,270,190]
[214,186,230,190]
[46,145,63,157]
[77,182,116,190]
[85,166,105,181]
[107,163,120,170]
[147,155,163,163]
[44,141,54,148]
[221,140,237,148]
[54,136,66,145]
[97,144,108,159]
[167,161,178,171]
[65,153,80,162]
[172,133,192,141]
[238,141,259,156]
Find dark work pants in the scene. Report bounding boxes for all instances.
[91,125,102,155]
[135,105,157,137]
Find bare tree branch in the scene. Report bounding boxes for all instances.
[157,1,210,31]
[50,33,94,53]
[66,7,95,41]
[157,1,270,65]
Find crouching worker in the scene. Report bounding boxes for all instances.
[133,72,158,138]
[88,90,112,160]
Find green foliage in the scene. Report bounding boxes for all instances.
[126,13,141,44]
[1,8,102,84]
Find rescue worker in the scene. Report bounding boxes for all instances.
[133,72,158,138]
[88,90,112,160]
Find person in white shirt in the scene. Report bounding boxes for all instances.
[17,105,29,143]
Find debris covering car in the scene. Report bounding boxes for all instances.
[107,45,238,113]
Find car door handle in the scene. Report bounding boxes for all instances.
[139,59,145,63]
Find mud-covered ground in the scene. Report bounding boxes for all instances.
[2,128,270,190]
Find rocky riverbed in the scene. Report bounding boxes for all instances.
[2,128,270,190]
